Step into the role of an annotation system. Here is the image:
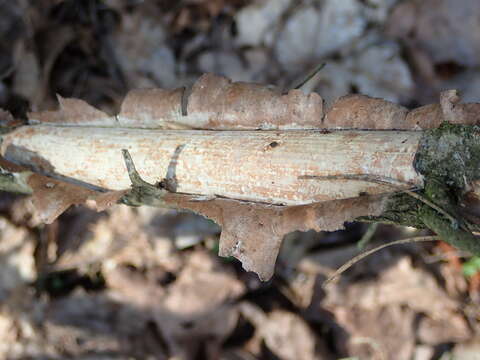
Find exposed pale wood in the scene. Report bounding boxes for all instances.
[1,125,423,205]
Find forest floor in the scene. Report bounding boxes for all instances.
[1,1,480,359]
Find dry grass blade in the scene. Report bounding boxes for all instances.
[323,236,441,288]
[291,62,326,90]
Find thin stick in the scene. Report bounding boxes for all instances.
[358,223,379,250]
[121,149,150,187]
[323,236,441,288]
[300,174,413,187]
[291,63,326,90]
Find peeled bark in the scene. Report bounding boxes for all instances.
[1,125,423,205]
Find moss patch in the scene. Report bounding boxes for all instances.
[359,192,424,228]
[0,167,32,194]
[362,123,480,255]
[414,122,480,189]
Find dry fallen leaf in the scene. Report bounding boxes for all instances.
[186,73,324,129]
[28,95,117,126]
[321,256,472,357]
[0,216,36,301]
[388,0,480,67]
[118,73,324,130]
[163,193,387,280]
[324,94,409,129]
[323,257,461,318]
[106,250,244,359]
[239,303,320,360]
[332,305,415,360]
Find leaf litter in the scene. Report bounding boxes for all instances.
[1,0,480,359]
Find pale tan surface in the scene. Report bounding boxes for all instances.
[2,125,423,205]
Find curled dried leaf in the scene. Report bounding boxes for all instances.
[28,95,116,126]
[30,73,324,130]
[0,156,126,224]
[163,193,387,280]
[324,94,409,129]
[325,92,480,130]
[186,73,324,129]
[117,88,190,129]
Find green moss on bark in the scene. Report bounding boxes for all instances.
[414,122,480,189]
[362,123,480,255]
[0,168,32,194]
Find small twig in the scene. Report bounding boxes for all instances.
[300,173,416,188]
[121,149,151,187]
[121,149,174,208]
[290,63,326,91]
[163,144,185,192]
[357,223,378,250]
[323,235,441,288]
[181,86,192,116]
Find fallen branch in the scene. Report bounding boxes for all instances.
[1,126,423,204]
[1,75,480,280]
